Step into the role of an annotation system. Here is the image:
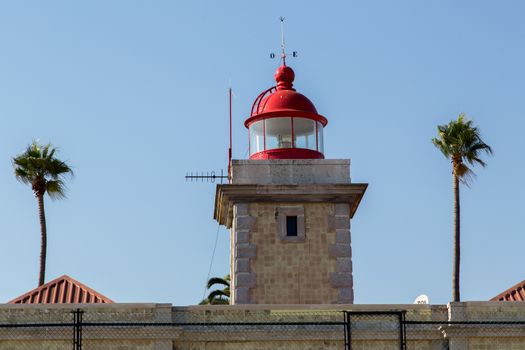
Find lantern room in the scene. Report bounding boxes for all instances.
[245,65,328,160]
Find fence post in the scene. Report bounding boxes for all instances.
[343,311,351,350]
[72,308,83,350]
[398,311,407,350]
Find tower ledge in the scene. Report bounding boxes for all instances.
[214,183,367,228]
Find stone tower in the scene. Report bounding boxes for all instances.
[214,64,367,304]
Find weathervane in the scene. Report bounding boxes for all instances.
[270,17,298,64]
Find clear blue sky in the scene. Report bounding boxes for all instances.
[1,1,524,305]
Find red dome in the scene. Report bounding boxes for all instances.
[245,64,327,160]
[246,65,327,126]
[255,89,318,115]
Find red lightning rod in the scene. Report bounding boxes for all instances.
[228,87,232,183]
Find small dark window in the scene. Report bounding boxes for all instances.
[286,216,298,236]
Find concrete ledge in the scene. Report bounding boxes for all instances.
[215,183,367,228]
[177,303,442,311]
[231,159,351,185]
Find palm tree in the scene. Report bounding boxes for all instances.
[432,114,492,302]
[199,275,230,305]
[13,141,73,286]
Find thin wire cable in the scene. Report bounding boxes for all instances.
[202,223,221,300]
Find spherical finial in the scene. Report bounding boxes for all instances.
[274,65,295,90]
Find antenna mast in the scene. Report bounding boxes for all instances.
[228,87,232,183]
[184,88,232,184]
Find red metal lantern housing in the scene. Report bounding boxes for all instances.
[245,65,328,160]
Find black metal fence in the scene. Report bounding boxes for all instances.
[346,311,406,350]
[1,309,525,349]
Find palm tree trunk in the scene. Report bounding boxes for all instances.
[37,194,47,286]
[452,171,460,302]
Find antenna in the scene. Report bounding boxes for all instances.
[184,88,233,184]
[185,170,228,183]
[270,17,298,63]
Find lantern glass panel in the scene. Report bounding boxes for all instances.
[265,117,293,149]
[317,121,324,153]
[293,118,316,150]
[249,120,264,155]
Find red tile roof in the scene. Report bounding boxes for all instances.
[491,279,525,301]
[8,275,113,304]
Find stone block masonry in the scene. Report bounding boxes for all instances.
[231,203,257,304]
[253,202,331,304]
[247,202,348,304]
[230,200,354,304]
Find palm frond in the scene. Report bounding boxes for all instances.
[46,159,74,180]
[46,180,67,200]
[432,114,492,185]
[205,274,230,305]
[42,144,49,158]
[207,276,230,289]
[12,141,73,198]
[13,168,32,184]
[47,147,56,159]
[454,163,475,186]
[431,138,450,157]
[207,289,229,300]
[209,298,229,305]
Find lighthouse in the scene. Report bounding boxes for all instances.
[214,63,367,304]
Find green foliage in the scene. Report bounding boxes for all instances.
[432,113,492,184]
[13,141,73,198]
[200,275,230,305]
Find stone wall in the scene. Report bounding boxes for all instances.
[1,303,525,349]
[174,303,525,350]
[0,303,174,350]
